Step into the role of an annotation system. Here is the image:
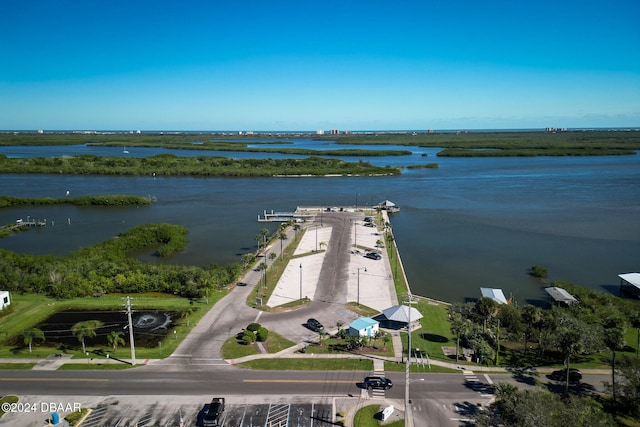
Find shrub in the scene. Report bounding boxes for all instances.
[256,327,269,342]
[242,330,256,344]
[529,265,548,279]
[65,408,89,426]
[247,322,261,332]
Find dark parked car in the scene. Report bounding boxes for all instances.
[363,376,393,390]
[364,222,376,228]
[549,368,582,382]
[202,397,225,427]
[306,318,324,332]
[364,252,382,260]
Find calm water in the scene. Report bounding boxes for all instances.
[1,143,639,306]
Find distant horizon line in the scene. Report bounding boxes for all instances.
[2,127,640,134]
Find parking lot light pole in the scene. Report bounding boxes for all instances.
[299,263,303,300]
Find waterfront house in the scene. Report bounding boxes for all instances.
[545,286,578,307]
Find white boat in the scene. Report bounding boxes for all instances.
[123,146,129,154]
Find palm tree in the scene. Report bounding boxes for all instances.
[450,313,470,362]
[278,231,287,260]
[241,253,254,270]
[71,320,104,354]
[23,328,45,353]
[181,307,194,326]
[521,304,542,355]
[107,331,125,353]
[630,311,640,360]
[260,228,270,244]
[255,234,263,253]
[474,297,498,332]
[603,313,625,403]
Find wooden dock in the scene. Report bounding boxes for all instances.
[15,219,47,227]
[257,209,313,223]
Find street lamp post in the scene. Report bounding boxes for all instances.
[299,263,303,300]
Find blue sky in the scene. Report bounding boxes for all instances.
[1,1,639,131]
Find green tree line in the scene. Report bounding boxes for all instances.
[0,223,242,299]
[333,130,640,156]
[0,154,400,177]
[0,195,152,208]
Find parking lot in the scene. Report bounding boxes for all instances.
[78,398,333,427]
[0,396,339,427]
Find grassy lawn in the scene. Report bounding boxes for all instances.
[401,300,460,365]
[246,229,306,311]
[353,405,404,427]
[0,291,227,359]
[304,336,394,358]
[238,358,373,371]
[0,396,19,418]
[345,302,380,318]
[57,363,133,370]
[0,363,36,369]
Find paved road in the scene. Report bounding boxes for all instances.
[0,370,495,427]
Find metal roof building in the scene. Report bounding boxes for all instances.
[619,273,640,298]
[544,286,578,306]
[376,305,423,331]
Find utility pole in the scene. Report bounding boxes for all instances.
[404,293,417,427]
[126,296,137,365]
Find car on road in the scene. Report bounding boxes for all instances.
[237,282,249,286]
[203,397,225,427]
[363,376,393,390]
[364,222,376,228]
[364,252,382,260]
[306,318,324,332]
[549,368,582,382]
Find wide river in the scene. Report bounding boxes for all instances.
[1,140,639,306]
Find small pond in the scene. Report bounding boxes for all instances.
[23,310,179,349]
